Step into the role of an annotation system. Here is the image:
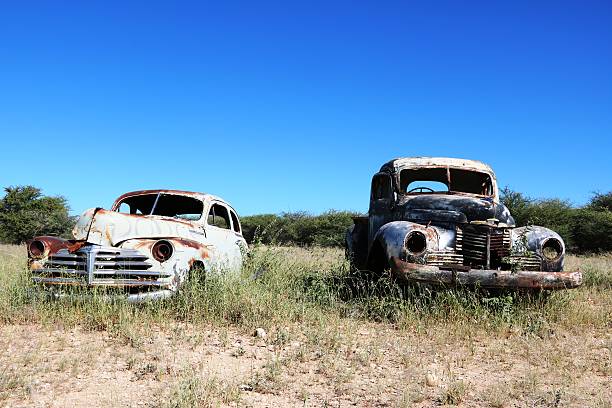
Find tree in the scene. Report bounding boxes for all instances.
[0,186,74,244]
[500,187,532,226]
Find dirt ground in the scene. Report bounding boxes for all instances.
[1,320,610,407]
[1,246,610,407]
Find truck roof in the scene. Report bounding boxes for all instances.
[380,157,495,175]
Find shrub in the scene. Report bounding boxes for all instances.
[241,210,359,247]
[0,186,74,244]
[502,187,612,253]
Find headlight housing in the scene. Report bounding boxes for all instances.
[405,231,427,255]
[152,240,174,262]
[541,238,563,261]
[28,240,46,258]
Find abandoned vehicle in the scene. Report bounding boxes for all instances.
[27,190,247,301]
[345,157,582,290]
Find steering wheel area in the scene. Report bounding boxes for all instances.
[407,186,435,193]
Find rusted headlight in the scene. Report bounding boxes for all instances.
[28,240,47,258]
[405,231,427,255]
[541,238,562,261]
[152,240,174,262]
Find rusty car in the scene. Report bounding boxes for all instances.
[27,189,247,301]
[345,157,582,290]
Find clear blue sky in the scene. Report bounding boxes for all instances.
[1,1,610,216]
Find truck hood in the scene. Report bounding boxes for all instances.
[72,208,204,246]
[397,194,515,225]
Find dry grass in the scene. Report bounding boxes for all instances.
[0,244,610,407]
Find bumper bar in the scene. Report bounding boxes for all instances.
[390,257,582,290]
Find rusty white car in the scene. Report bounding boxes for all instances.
[345,157,582,290]
[27,190,247,301]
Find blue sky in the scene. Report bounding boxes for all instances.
[1,1,610,216]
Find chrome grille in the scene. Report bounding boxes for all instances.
[503,254,541,271]
[460,227,488,264]
[456,225,516,268]
[31,246,172,287]
[490,229,511,258]
[426,251,464,267]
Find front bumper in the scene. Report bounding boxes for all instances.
[41,288,175,303]
[390,257,582,290]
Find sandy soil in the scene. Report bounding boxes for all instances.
[1,321,609,407]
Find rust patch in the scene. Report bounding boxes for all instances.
[67,240,86,253]
[389,257,582,290]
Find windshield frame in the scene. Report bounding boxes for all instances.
[112,192,205,221]
[397,166,497,199]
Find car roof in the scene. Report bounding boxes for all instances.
[111,189,233,211]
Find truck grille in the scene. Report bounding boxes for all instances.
[426,251,464,267]
[31,245,172,287]
[457,225,522,269]
[502,254,542,271]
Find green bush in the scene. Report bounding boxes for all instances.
[502,187,611,253]
[570,208,612,253]
[241,211,359,247]
[0,186,74,244]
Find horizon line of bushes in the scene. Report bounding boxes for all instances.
[239,188,612,253]
[0,185,610,254]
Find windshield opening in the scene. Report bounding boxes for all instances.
[400,168,493,196]
[115,193,204,220]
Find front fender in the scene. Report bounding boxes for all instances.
[511,226,565,271]
[120,237,213,290]
[369,221,439,267]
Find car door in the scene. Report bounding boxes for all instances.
[228,208,247,270]
[368,172,395,245]
[205,202,242,273]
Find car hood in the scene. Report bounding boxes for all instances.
[396,194,515,225]
[72,208,204,246]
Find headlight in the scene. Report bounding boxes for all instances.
[541,238,562,261]
[152,240,174,262]
[405,231,427,255]
[28,240,46,258]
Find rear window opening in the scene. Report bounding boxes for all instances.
[115,193,204,220]
[400,168,493,196]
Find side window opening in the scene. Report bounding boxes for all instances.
[371,174,392,200]
[207,204,231,229]
[117,202,133,214]
[230,210,241,234]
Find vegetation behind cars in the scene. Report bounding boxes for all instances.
[0,185,610,253]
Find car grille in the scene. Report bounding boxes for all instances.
[31,245,172,287]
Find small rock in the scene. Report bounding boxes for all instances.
[425,373,439,387]
[254,328,267,338]
[239,384,253,391]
